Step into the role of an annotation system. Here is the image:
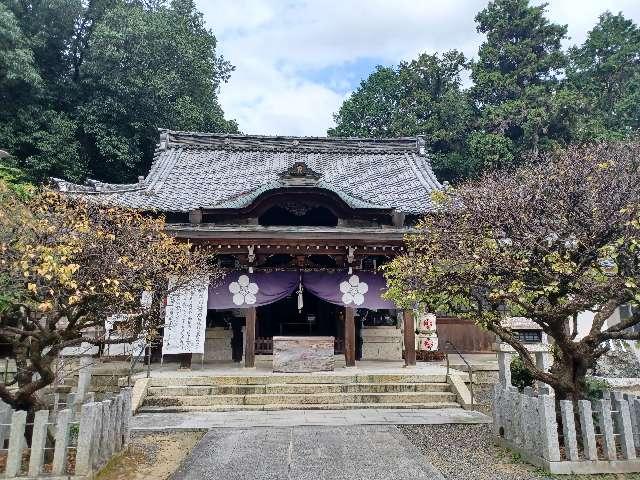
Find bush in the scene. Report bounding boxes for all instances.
[510,356,535,391]
[584,377,610,400]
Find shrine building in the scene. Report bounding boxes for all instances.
[54,130,447,370]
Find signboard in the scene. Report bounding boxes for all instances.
[162,276,209,355]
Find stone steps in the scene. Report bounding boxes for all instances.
[147,373,447,387]
[146,382,451,396]
[138,401,461,413]
[139,373,460,413]
[143,391,457,407]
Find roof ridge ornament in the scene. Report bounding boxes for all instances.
[278,161,322,186]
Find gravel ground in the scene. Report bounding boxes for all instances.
[400,422,640,480]
[96,431,203,480]
[470,383,494,415]
[399,423,550,480]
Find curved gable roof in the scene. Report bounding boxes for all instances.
[54,130,442,214]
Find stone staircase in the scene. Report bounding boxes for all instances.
[139,373,461,412]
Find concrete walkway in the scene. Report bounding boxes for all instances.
[170,425,445,480]
[132,408,491,431]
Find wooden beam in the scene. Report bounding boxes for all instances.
[245,307,256,368]
[344,307,356,367]
[404,309,416,367]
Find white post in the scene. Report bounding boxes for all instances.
[578,400,598,460]
[76,354,94,407]
[616,399,637,460]
[121,387,132,446]
[113,394,123,451]
[76,402,100,475]
[6,410,27,477]
[538,394,560,462]
[92,402,104,470]
[497,350,512,387]
[559,400,579,461]
[597,399,617,461]
[28,410,49,476]
[100,399,113,465]
[52,408,72,475]
[0,400,12,448]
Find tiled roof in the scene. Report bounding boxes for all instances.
[53,130,442,214]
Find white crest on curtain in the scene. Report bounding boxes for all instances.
[229,274,259,306]
[339,274,369,306]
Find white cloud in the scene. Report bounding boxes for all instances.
[197,0,640,136]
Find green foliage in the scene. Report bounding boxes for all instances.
[510,356,535,391]
[330,1,640,182]
[584,377,610,400]
[0,0,237,183]
[0,164,33,198]
[0,3,40,89]
[470,0,575,165]
[567,12,640,140]
[329,51,474,183]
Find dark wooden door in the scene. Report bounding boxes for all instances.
[437,316,496,353]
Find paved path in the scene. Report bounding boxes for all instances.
[170,425,445,480]
[132,408,491,431]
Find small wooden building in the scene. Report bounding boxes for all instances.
[54,130,452,367]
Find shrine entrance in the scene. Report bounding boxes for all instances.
[255,291,345,354]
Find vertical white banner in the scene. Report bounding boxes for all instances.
[162,276,209,355]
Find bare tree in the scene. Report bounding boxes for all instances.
[385,142,640,401]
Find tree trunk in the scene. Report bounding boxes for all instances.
[549,353,590,401]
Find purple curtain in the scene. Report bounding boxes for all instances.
[302,271,396,310]
[208,271,298,309]
[208,270,396,310]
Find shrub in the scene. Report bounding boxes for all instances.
[510,356,535,391]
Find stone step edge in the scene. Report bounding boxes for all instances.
[147,375,447,387]
[145,391,456,400]
[146,382,451,391]
[137,402,462,413]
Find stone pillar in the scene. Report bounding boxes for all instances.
[617,399,637,459]
[52,408,71,475]
[497,350,513,387]
[0,400,12,448]
[28,409,49,476]
[538,394,560,462]
[597,399,617,460]
[534,351,552,391]
[578,400,598,460]
[6,410,27,477]
[403,310,416,366]
[559,400,579,461]
[76,354,94,406]
[75,402,100,476]
[244,307,256,368]
[344,307,356,367]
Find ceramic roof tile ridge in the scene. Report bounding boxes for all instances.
[161,129,418,153]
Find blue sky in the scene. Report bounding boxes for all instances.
[197,0,640,136]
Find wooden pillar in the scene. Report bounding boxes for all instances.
[179,353,192,369]
[245,307,256,368]
[344,307,356,367]
[403,309,416,367]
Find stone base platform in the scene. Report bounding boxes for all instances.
[131,408,491,431]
